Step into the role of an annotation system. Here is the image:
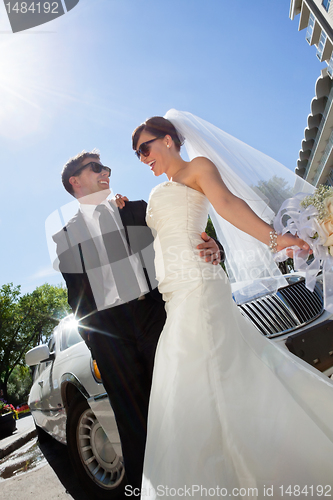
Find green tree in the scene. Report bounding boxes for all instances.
[205,215,226,272]
[205,215,217,240]
[0,283,70,402]
[7,365,32,407]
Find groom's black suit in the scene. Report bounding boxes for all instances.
[53,199,166,490]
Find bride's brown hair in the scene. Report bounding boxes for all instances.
[132,116,184,151]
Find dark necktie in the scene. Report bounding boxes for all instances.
[95,204,141,303]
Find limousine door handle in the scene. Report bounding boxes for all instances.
[38,381,43,388]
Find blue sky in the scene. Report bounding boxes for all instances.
[0,0,327,294]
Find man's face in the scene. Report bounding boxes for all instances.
[70,157,111,203]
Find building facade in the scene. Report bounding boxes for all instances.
[290,0,333,73]
[290,0,333,185]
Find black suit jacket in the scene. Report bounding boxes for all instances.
[52,200,163,329]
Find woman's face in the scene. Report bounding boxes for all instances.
[136,130,169,177]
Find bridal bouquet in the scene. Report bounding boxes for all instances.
[299,185,333,254]
[274,185,333,312]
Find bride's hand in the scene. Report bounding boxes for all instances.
[110,194,129,209]
[276,233,311,257]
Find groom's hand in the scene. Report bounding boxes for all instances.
[197,232,222,265]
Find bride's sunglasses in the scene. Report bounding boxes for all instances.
[72,162,111,177]
[135,137,164,159]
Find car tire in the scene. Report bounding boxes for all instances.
[66,392,126,499]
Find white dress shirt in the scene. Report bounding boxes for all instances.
[80,199,149,309]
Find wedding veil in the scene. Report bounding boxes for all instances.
[165,109,314,302]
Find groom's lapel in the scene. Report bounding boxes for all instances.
[66,211,106,305]
[66,211,91,245]
[66,211,101,272]
[111,202,135,228]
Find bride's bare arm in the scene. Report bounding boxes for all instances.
[191,157,310,253]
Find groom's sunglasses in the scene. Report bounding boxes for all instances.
[135,137,164,159]
[72,162,111,177]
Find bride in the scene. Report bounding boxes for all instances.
[131,110,333,499]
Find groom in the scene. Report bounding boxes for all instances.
[53,150,222,490]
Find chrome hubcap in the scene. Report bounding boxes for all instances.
[77,408,124,489]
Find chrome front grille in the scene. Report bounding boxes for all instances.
[238,280,324,337]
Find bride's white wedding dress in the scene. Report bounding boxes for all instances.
[142,181,333,499]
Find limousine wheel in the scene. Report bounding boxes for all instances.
[67,393,126,499]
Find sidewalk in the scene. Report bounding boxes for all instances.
[0,414,36,459]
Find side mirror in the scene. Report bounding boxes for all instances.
[25,345,53,366]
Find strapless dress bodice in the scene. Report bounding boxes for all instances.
[146,181,223,294]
